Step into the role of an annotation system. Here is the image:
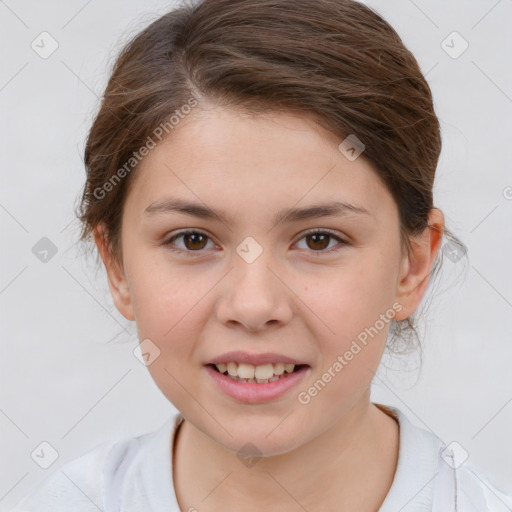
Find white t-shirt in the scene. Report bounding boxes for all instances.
[11,403,512,512]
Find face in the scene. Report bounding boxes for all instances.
[98,105,437,457]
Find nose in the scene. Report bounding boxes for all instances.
[214,250,294,332]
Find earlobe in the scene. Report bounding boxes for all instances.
[93,224,135,322]
[393,209,445,321]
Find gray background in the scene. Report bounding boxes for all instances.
[1,0,511,509]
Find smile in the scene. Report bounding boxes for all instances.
[213,362,300,383]
[205,363,310,403]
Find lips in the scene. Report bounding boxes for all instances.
[203,350,311,403]
[205,350,309,367]
[204,363,310,403]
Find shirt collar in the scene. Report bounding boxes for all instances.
[376,403,444,512]
[118,403,445,512]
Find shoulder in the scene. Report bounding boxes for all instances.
[453,463,512,511]
[11,438,116,512]
[431,427,512,511]
[375,403,512,512]
[11,414,182,512]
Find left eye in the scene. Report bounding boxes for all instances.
[163,229,347,256]
[164,230,216,253]
[294,229,347,253]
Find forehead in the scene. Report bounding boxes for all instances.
[140,106,342,174]
[124,106,394,221]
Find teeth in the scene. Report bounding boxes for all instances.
[273,363,285,375]
[238,363,256,379]
[214,361,298,380]
[255,363,274,380]
[227,362,238,377]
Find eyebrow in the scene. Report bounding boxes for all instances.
[144,198,371,225]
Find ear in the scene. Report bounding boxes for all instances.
[393,208,445,321]
[93,223,135,321]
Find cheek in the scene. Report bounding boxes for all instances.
[125,252,211,372]
[126,248,203,332]
[126,261,213,409]
[306,258,398,339]
[295,273,392,420]
[300,251,399,381]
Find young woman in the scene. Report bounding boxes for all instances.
[13,0,512,510]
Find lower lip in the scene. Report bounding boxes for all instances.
[204,364,310,404]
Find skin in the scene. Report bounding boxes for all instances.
[94,105,444,511]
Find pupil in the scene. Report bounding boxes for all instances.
[308,233,329,250]
[185,233,206,250]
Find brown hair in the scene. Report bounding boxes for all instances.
[76,0,466,355]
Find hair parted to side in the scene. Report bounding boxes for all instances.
[75,0,466,356]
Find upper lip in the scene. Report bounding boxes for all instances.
[205,350,309,366]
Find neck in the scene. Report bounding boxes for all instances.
[172,397,399,512]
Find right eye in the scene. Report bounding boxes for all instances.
[163,229,218,256]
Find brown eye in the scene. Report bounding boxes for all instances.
[181,232,208,250]
[305,233,331,251]
[295,229,347,254]
[164,230,215,255]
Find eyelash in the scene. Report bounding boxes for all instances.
[162,228,348,257]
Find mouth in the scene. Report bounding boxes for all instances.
[204,362,311,404]
[207,362,309,384]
